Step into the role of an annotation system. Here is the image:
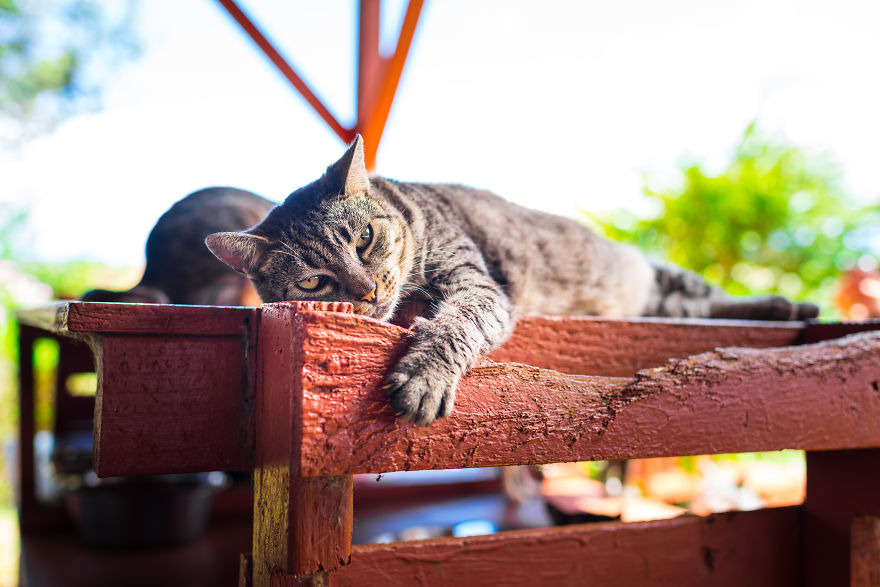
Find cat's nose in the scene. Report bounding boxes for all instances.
[360,285,377,303]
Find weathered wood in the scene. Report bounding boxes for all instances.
[94,334,254,476]
[491,315,804,376]
[253,302,354,587]
[334,506,801,586]
[804,449,880,587]
[292,311,880,476]
[18,301,257,336]
[852,516,880,587]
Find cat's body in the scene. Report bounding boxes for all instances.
[206,136,817,426]
[83,187,276,306]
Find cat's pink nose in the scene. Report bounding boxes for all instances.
[361,287,377,303]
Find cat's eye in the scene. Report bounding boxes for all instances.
[296,276,327,291]
[356,225,373,253]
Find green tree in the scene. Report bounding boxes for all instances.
[0,0,139,139]
[593,124,880,312]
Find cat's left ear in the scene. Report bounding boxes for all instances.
[205,232,268,276]
[324,134,370,194]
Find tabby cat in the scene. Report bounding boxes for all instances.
[206,136,818,426]
[83,187,276,306]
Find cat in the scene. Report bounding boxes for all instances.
[83,187,276,306]
[205,136,818,426]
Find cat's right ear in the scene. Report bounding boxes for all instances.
[205,232,268,276]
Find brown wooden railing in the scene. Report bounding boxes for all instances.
[17,301,880,586]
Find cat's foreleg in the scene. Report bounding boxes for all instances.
[385,265,515,426]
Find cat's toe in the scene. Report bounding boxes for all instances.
[386,369,456,426]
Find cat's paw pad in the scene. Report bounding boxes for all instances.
[385,360,457,427]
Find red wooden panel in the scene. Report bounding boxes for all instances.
[291,311,880,476]
[492,315,803,376]
[335,507,801,586]
[94,334,253,476]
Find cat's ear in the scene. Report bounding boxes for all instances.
[205,232,268,276]
[324,134,370,194]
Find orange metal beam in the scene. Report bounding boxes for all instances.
[216,0,355,144]
[357,0,424,170]
[216,0,424,171]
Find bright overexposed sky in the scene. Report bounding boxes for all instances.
[3,0,880,265]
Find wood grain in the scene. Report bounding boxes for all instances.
[491,315,803,375]
[253,302,354,587]
[94,334,254,476]
[803,449,880,587]
[335,506,800,586]
[852,516,880,587]
[292,310,880,476]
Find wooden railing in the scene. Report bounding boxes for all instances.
[18,301,880,586]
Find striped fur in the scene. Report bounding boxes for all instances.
[206,136,817,426]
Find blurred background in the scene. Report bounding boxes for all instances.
[3,0,880,584]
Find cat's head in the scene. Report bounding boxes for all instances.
[205,136,414,321]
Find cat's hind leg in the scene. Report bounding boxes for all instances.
[645,263,818,320]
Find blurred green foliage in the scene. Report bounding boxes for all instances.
[593,124,880,314]
[0,0,139,137]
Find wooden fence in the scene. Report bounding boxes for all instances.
[17,301,880,586]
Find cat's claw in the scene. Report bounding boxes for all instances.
[386,360,457,427]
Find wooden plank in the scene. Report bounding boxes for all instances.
[93,334,254,476]
[852,516,880,587]
[292,311,880,476]
[17,302,257,336]
[253,302,354,587]
[803,449,880,587]
[335,506,801,586]
[68,302,256,336]
[491,315,804,376]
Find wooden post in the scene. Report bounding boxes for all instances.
[253,301,355,587]
[852,516,880,587]
[804,449,880,587]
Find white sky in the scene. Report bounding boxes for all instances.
[3,0,880,265]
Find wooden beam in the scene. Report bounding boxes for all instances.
[215,0,353,144]
[804,449,880,587]
[253,302,355,587]
[490,315,803,376]
[291,311,880,476]
[852,516,880,587]
[334,507,801,586]
[17,302,256,336]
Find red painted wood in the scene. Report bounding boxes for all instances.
[18,302,257,336]
[94,334,254,476]
[291,311,880,476]
[253,302,354,587]
[851,516,880,587]
[491,315,804,375]
[334,507,801,586]
[803,449,880,587]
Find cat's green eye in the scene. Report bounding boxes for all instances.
[297,276,326,291]
[356,225,373,253]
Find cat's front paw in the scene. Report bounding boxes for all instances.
[385,324,459,426]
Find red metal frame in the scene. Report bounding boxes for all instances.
[215,0,425,171]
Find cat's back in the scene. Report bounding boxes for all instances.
[141,187,276,304]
